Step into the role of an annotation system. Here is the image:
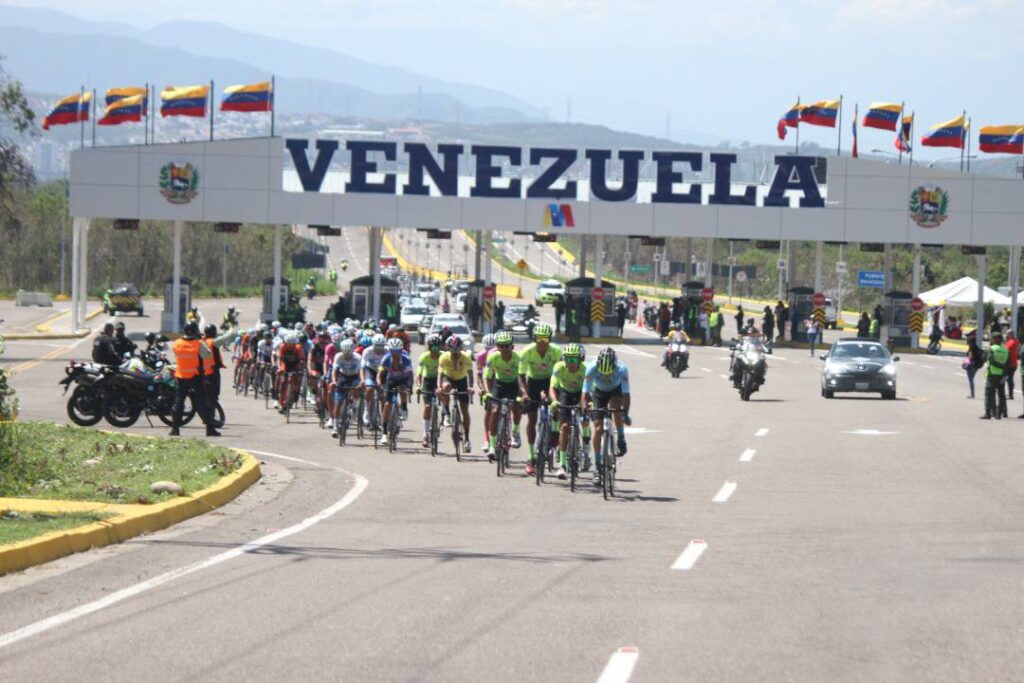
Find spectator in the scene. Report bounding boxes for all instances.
[982,332,1009,419]
[615,300,627,337]
[710,305,724,347]
[762,305,775,343]
[658,302,671,337]
[774,301,786,340]
[964,333,984,399]
[1005,330,1020,401]
[734,305,744,335]
[469,298,482,330]
[872,305,883,340]
[857,312,871,338]
[495,301,506,330]
[698,308,709,345]
[805,315,820,356]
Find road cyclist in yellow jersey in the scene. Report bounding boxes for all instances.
[484,330,523,463]
[518,323,561,476]
[439,334,474,453]
[416,334,442,448]
[549,343,592,480]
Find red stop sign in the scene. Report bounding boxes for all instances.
[592,287,605,302]
[701,287,714,302]
[482,285,495,300]
[911,297,924,312]
[813,292,826,307]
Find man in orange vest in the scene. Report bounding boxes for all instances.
[170,321,218,437]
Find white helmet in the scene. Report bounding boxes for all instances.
[372,333,386,348]
[339,339,355,354]
[386,337,404,352]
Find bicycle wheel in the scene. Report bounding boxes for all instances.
[452,408,462,462]
[429,403,439,457]
[602,432,615,500]
[496,413,508,477]
[356,395,365,440]
[569,427,579,493]
[338,399,349,447]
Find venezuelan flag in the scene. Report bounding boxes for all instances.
[98,94,144,126]
[800,100,840,128]
[41,92,90,130]
[777,102,802,140]
[862,103,901,131]
[979,125,1024,154]
[106,86,148,111]
[895,115,913,152]
[221,81,272,112]
[921,115,966,149]
[160,85,209,118]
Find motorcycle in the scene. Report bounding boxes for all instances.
[59,361,114,426]
[730,341,769,401]
[643,305,658,330]
[927,328,942,355]
[667,342,689,378]
[304,284,316,300]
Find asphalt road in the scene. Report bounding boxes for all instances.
[3,288,1024,682]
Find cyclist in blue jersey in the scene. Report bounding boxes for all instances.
[583,348,631,482]
[378,337,414,432]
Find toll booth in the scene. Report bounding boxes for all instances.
[884,291,913,348]
[465,279,486,331]
[787,286,815,343]
[565,277,616,339]
[160,276,191,333]
[349,275,400,324]
[260,277,291,323]
[680,281,705,336]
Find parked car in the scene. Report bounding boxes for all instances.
[400,303,431,331]
[103,283,144,316]
[820,338,898,400]
[534,279,565,306]
[504,304,537,337]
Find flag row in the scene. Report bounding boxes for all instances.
[41,81,273,130]
[778,99,1024,155]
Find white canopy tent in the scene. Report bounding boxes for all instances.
[918,276,1010,307]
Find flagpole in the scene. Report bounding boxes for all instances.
[908,111,915,166]
[852,103,858,158]
[151,85,156,144]
[144,82,149,145]
[794,96,801,154]
[79,85,85,149]
[966,116,972,173]
[960,109,966,172]
[898,102,905,165]
[209,79,215,142]
[270,75,276,138]
[91,89,96,147]
[836,95,843,156]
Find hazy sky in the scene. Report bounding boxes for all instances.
[7,0,1021,155]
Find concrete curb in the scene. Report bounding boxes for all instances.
[5,307,103,340]
[0,450,262,576]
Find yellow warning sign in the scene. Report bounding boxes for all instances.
[483,300,493,322]
[812,306,826,326]
[590,300,605,322]
[908,310,925,333]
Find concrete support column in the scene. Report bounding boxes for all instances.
[1010,245,1021,337]
[705,237,714,288]
[977,254,987,338]
[594,234,605,338]
[484,231,494,334]
[474,230,482,281]
[371,226,382,321]
[271,224,282,322]
[70,217,81,332]
[814,241,823,292]
[171,220,183,333]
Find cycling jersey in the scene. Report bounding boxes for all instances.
[309,344,327,374]
[256,339,273,363]
[476,348,495,375]
[485,351,521,385]
[279,343,305,370]
[324,343,339,375]
[379,353,414,384]
[360,348,388,376]
[583,360,630,395]
[439,351,472,382]
[518,342,562,380]
[550,360,585,394]
[332,351,362,378]
[418,352,440,379]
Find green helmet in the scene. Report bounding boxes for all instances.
[596,347,617,374]
[533,323,553,340]
[495,330,514,347]
[562,343,582,360]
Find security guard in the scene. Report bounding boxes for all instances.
[170,321,219,437]
[982,331,1009,420]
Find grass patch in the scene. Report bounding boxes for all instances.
[0,422,243,504]
[0,510,113,547]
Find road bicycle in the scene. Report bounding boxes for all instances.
[333,381,359,447]
[382,387,410,452]
[531,398,555,486]
[490,396,518,477]
[559,403,588,492]
[590,406,625,500]
[443,388,473,462]
[278,370,303,423]
[419,388,443,457]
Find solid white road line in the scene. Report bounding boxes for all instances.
[671,540,708,570]
[597,646,640,683]
[755,427,769,437]
[740,448,756,462]
[0,450,368,652]
[712,481,737,503]
[701,367,711,372]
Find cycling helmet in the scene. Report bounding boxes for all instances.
[426,334,443,350]
[482,333,495,350]
[262,330,272,339]
[271,320,281,328]
[562,343,583,360]
[259,323,269,333]
[331,332,344,345]
[379,319,388,330]
[295,322,304,331]
[388,324,399,333]
[494,330,514,348]
[596,347,617,374]
[339,339,355,354]
[358,334,372,348]
[670,322,680,331]
[386,337,404,352]
[533,323,553,340]
[372,333,386,348]
[445,335,463,352]
[317,331,330,342]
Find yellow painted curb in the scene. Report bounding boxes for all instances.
[0,450,262,576]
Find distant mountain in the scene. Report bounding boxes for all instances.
[0,4,543,124]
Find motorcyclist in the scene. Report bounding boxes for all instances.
[730,333,768,388]
[221,306,239,331]
[112,321,137,359]
[185,305,201,326]
[340,259,349,272]
[661,322,690,368]
[92,322,121,366]
[741,317,760,336]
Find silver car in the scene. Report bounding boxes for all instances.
[820,339,899,400]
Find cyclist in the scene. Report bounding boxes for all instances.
[276,331,306,413]
[330,339,362,437]
[484,330,523,462]
[416,334,443,448]
[518,323,561,475]
[549,343,591,479]
[476,333,497,455]
[377,338,414,441]
[360,333,388,426]
[439,335,473,452]
[386,323,411,352]
[583,347,631,486]
[308,331,330,413]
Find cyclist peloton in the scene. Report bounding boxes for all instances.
[550,343,591,479]
[439,335,474,452]
[377,337,414,441]
[360,334,389,426]
[582,348,631,486]
[518,323,561,476]
[484,330,523,461]
[416,334,443,448]
[330,338,362,437]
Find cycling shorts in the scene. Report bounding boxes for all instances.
[333,374,360,400]
[384,376,412,395]
[525,377,549,414]
[444,376,470,405]
[491,380,519,403]
[592,385,623,410]
[555,389,582,423]
[420,376,438,398]
[280,360,302,375]
[363,374,378,388]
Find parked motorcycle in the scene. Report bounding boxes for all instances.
[667,342,689,378]
[59,361,114,426]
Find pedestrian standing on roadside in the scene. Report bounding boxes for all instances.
[964,333,984,399]
[710,305,724,346]
[857,312,871,338]
[495,300,506,330]
[981,332,1008,420]
[1004,331,1019,401]
[734,305,744,335]
[615,300,627,337]
[774,301,786,340]
[805,315,820,356]
[762,305,775,343]
[698,309,709,345]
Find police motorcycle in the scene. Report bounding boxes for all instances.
[729,333,770,401]
[664,326,690,378]
[304,276,317,300]
[59,361,116,426]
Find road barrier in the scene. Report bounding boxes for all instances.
[15,290,53,307]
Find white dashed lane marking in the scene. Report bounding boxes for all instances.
[713,481,737,503]
[671,540,708,570]
[755,427,769,437]
[597,647,640,683]
[740,448,756,462]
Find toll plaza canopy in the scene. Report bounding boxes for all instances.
[69,136,1024,245]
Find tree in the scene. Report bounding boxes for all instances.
[0,57,35,218]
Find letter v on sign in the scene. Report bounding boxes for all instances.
[286,139,339,192]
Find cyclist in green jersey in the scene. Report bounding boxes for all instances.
[484,330,523,460]
[416,334,443,447]
[549,343,592,478]
[518,323,562,475]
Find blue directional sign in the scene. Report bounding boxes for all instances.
[857,270,885,288]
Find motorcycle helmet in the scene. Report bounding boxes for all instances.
[183,321,200,339]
